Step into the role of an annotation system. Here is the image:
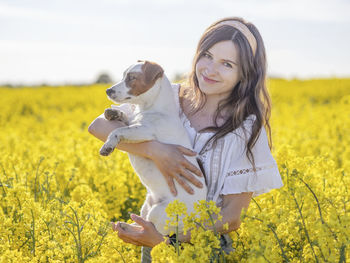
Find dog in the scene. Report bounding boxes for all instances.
[99,60,207,235]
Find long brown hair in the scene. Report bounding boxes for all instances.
[183,17,272,169]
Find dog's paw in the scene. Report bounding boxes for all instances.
[99,144,115,156]
[104,108,125,121]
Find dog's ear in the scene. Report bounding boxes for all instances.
[142,61,164,85]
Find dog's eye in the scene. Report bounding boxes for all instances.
[128,75,136,81]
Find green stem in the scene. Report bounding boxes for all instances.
[339,243,346,263]
[291,191,319,263]
[71,207,83,262]
[0,162,8,180]
[113,247,126,263]
[176,214,180,256]
[0,163,7,197]
[85,228,108,260]
[31,209,36,257]
[297,175,338,242]
[12,163,19,182]
[34,157,44,202]
[64,224,80,261]
[251,197,262,212]
[245,215,289,262]
[206,210,218,238]
[0,179,7,197]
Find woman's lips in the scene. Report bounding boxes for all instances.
[202,74,218,84]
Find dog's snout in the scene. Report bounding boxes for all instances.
[106,88,115,96]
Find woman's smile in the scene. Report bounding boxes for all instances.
[202,73,219,84]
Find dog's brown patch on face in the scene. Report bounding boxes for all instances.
[127,61,164,96]
[125,72,144,95]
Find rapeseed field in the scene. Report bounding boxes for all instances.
[0,79,349,262]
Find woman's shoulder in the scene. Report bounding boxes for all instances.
[245,114,257,122]
[171,83,181,90]
[228,114,257,135]
[171,82,190,97]
[220,114,258,144]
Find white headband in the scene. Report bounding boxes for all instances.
[217,20,257,56]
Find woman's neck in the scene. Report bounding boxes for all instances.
[180,85,229,120]
[197,92,230,118]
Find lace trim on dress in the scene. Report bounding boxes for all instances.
[207,138,225,201]
[227,164,277,177]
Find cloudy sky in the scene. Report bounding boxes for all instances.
[0,0,349,85]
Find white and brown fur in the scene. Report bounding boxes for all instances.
[100,60,207,235]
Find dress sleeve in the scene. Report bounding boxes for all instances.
[220,116,284,198]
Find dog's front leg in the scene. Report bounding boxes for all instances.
[104,108,128,124]
[99,124,156,156]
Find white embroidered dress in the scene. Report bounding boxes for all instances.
[171,84,284,206]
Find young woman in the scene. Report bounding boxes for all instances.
[88,17,284,262]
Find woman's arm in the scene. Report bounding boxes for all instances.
[88,115,204,195]
[214,191,253,233]
[112,192,253,247]
[177,191,253,243]
[88,114,155,158]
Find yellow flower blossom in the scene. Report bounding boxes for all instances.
[0,79,349,261]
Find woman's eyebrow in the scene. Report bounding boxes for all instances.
[206,50,238,65]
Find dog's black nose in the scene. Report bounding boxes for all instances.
[106,88,115,96]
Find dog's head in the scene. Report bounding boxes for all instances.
[106,60,164,103]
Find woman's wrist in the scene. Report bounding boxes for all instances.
[144,140,160,160]
[116,140,157,160]
[152,232,166,247]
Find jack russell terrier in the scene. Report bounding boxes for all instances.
[99,60,207,235]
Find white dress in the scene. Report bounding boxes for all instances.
[171,83,284,206]
[112,83,284,207]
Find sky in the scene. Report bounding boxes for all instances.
[0,0,349,85]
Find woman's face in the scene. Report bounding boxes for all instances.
[195,40,240,99]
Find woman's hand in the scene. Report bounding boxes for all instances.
[147,141,204,196]
[88,116,204,196]
[111,214,165,247]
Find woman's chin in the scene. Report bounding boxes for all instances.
[198,83,218,95]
